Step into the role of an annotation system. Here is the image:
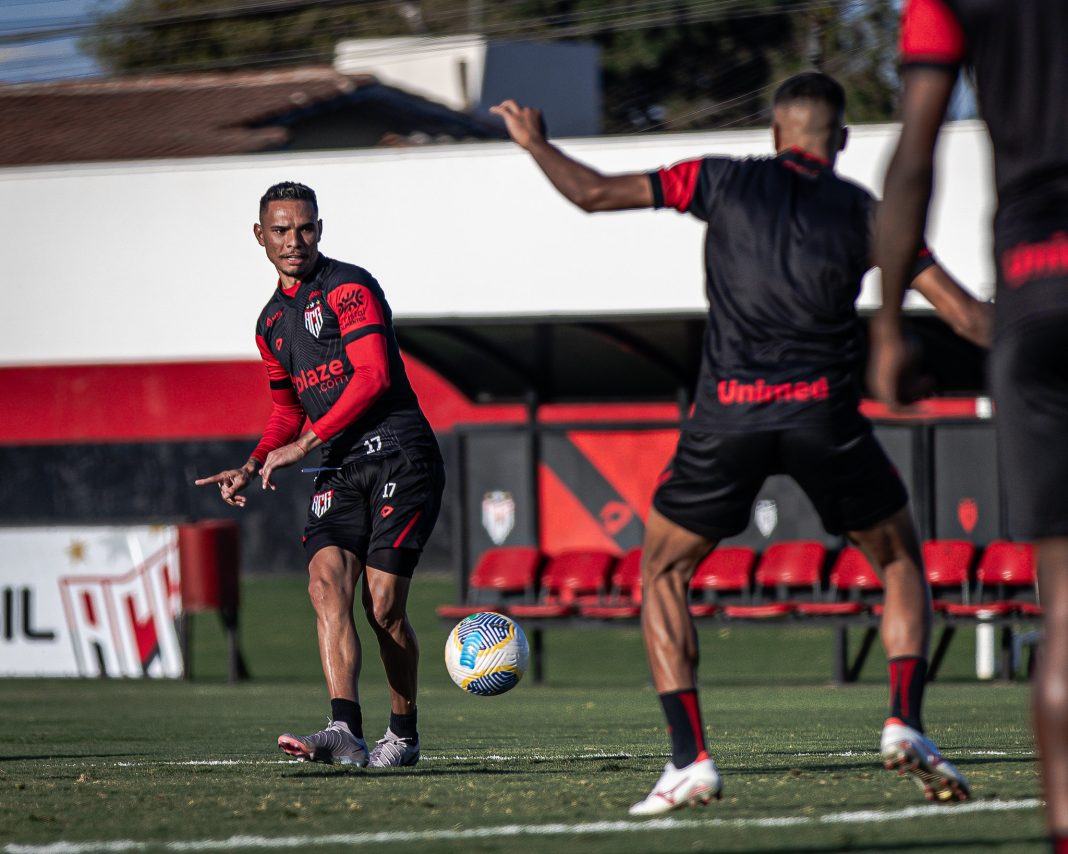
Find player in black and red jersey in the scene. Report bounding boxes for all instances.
[873,2,1068,847]
[196,182,444,769]
[494,72,991,813]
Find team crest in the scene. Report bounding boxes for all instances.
[304,298,324,338]
[958,498,978,533]
[311,489,334,518]
[755,499,778,538]
[482,490,516,546]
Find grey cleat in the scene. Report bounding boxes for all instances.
[278,720,368,767]
[368,727,420,768]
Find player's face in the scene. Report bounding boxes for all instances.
[254,200,322,284]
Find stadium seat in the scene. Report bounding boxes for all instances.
[796,547,882,616]
[943,541,1040,618]
[580,547,643,619]
[509,549,616,619]
[724,541,826,619]
[923,539,976,612]
[688,546,756,617]
[435,547,543,619]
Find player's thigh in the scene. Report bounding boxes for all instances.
[780,416,907,536]
[991,313,1068,539]
[652,428,776,542]
[303,470,373,564]
[365,451,446,580]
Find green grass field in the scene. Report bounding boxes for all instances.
[0,574,1045,853]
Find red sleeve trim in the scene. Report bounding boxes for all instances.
[900,0,965,66]
[309,333,390,443]
[657,159,702,213]
[255,334,291,385]
[327,283,385,337]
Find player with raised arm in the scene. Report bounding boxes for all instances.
[873,2,1068,848]
[195,182,444,769]
[493,72,991,814]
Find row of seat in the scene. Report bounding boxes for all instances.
[436,540,1042,623]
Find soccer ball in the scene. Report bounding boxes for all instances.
[444,612,528,696]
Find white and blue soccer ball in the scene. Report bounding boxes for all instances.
[445,612,528,696]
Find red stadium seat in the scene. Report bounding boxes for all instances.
[509,550,616,619]
[580,547,643,619]
[923,540,976,612]
[724,541,826,619]
[943,541,1040,618]
[796,547,882,616]
[436,547,543,619]
[688,546,756,617]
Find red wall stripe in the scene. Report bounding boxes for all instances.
[0,358,988,446]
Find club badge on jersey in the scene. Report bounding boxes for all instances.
[311,489,334,518]
[304,297,324,338]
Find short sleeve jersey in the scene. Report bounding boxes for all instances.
[651,149,909,432]
[900,0,1068,215]
[254,255,438,467]
[900,0,1068,327]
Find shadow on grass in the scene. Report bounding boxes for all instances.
[280,767,550,779]
[0,753,142,762]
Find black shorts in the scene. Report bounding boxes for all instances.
[653,417,908,541]
[303,451,445,576]
[991,310,1068,540]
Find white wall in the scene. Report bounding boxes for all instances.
[0,121,994,367]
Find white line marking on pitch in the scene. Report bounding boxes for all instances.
[75,747,1033,769]
[4,798,1041,853]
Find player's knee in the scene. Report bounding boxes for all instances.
[306,558,351,611]
[365,599,405,634]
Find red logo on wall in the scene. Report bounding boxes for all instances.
[599,501,633,536]
[957,498,978,533]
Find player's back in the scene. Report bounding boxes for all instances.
[907,0,1068,214]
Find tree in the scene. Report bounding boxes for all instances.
[83,0,900,129]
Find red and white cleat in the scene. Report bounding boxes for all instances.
[628,755,722,816]
[880,717,970,802]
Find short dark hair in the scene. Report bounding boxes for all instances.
[773,72,846,117]
[259,181,318,219]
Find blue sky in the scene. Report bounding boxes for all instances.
[0,0,119,82]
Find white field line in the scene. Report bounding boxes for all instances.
[3,799,1042,854]
[88,748,1031,768]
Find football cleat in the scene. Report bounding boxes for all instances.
[880,717,970,802]
[628,755,722,816]
[368,727,420,768]
[278,720,368,767]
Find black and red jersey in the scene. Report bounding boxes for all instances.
[252,255,438,467]
[900,0,1068,329]
[651,148,926,431]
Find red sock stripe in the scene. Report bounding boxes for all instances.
[678,690,707,756]
[895,657,916,720]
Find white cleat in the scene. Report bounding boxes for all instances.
[368,727,420,768]
[629,755,722,816]
[880,717,970,802]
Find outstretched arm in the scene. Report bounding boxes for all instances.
[491,99,653,212]
[871,68,957,405]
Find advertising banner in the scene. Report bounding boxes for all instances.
[0,526,183,678]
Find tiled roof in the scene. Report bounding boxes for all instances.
[0,66,482,166]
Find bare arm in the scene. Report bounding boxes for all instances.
[910,264,992,348]
[491,99,653,212]
[870,68,957,404]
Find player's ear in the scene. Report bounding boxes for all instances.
[253,222,265,246]
[771,120,782,153]
[838,125,849,153]
[317,219,324,239]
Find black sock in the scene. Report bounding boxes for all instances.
[887,656,927,732]
[390,710,418,740]
[330,698,363,738]
[659,689,708,768]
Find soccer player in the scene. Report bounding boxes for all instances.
[492,72,991,814]
[195,182,445,769]
[873,2,1068,848]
